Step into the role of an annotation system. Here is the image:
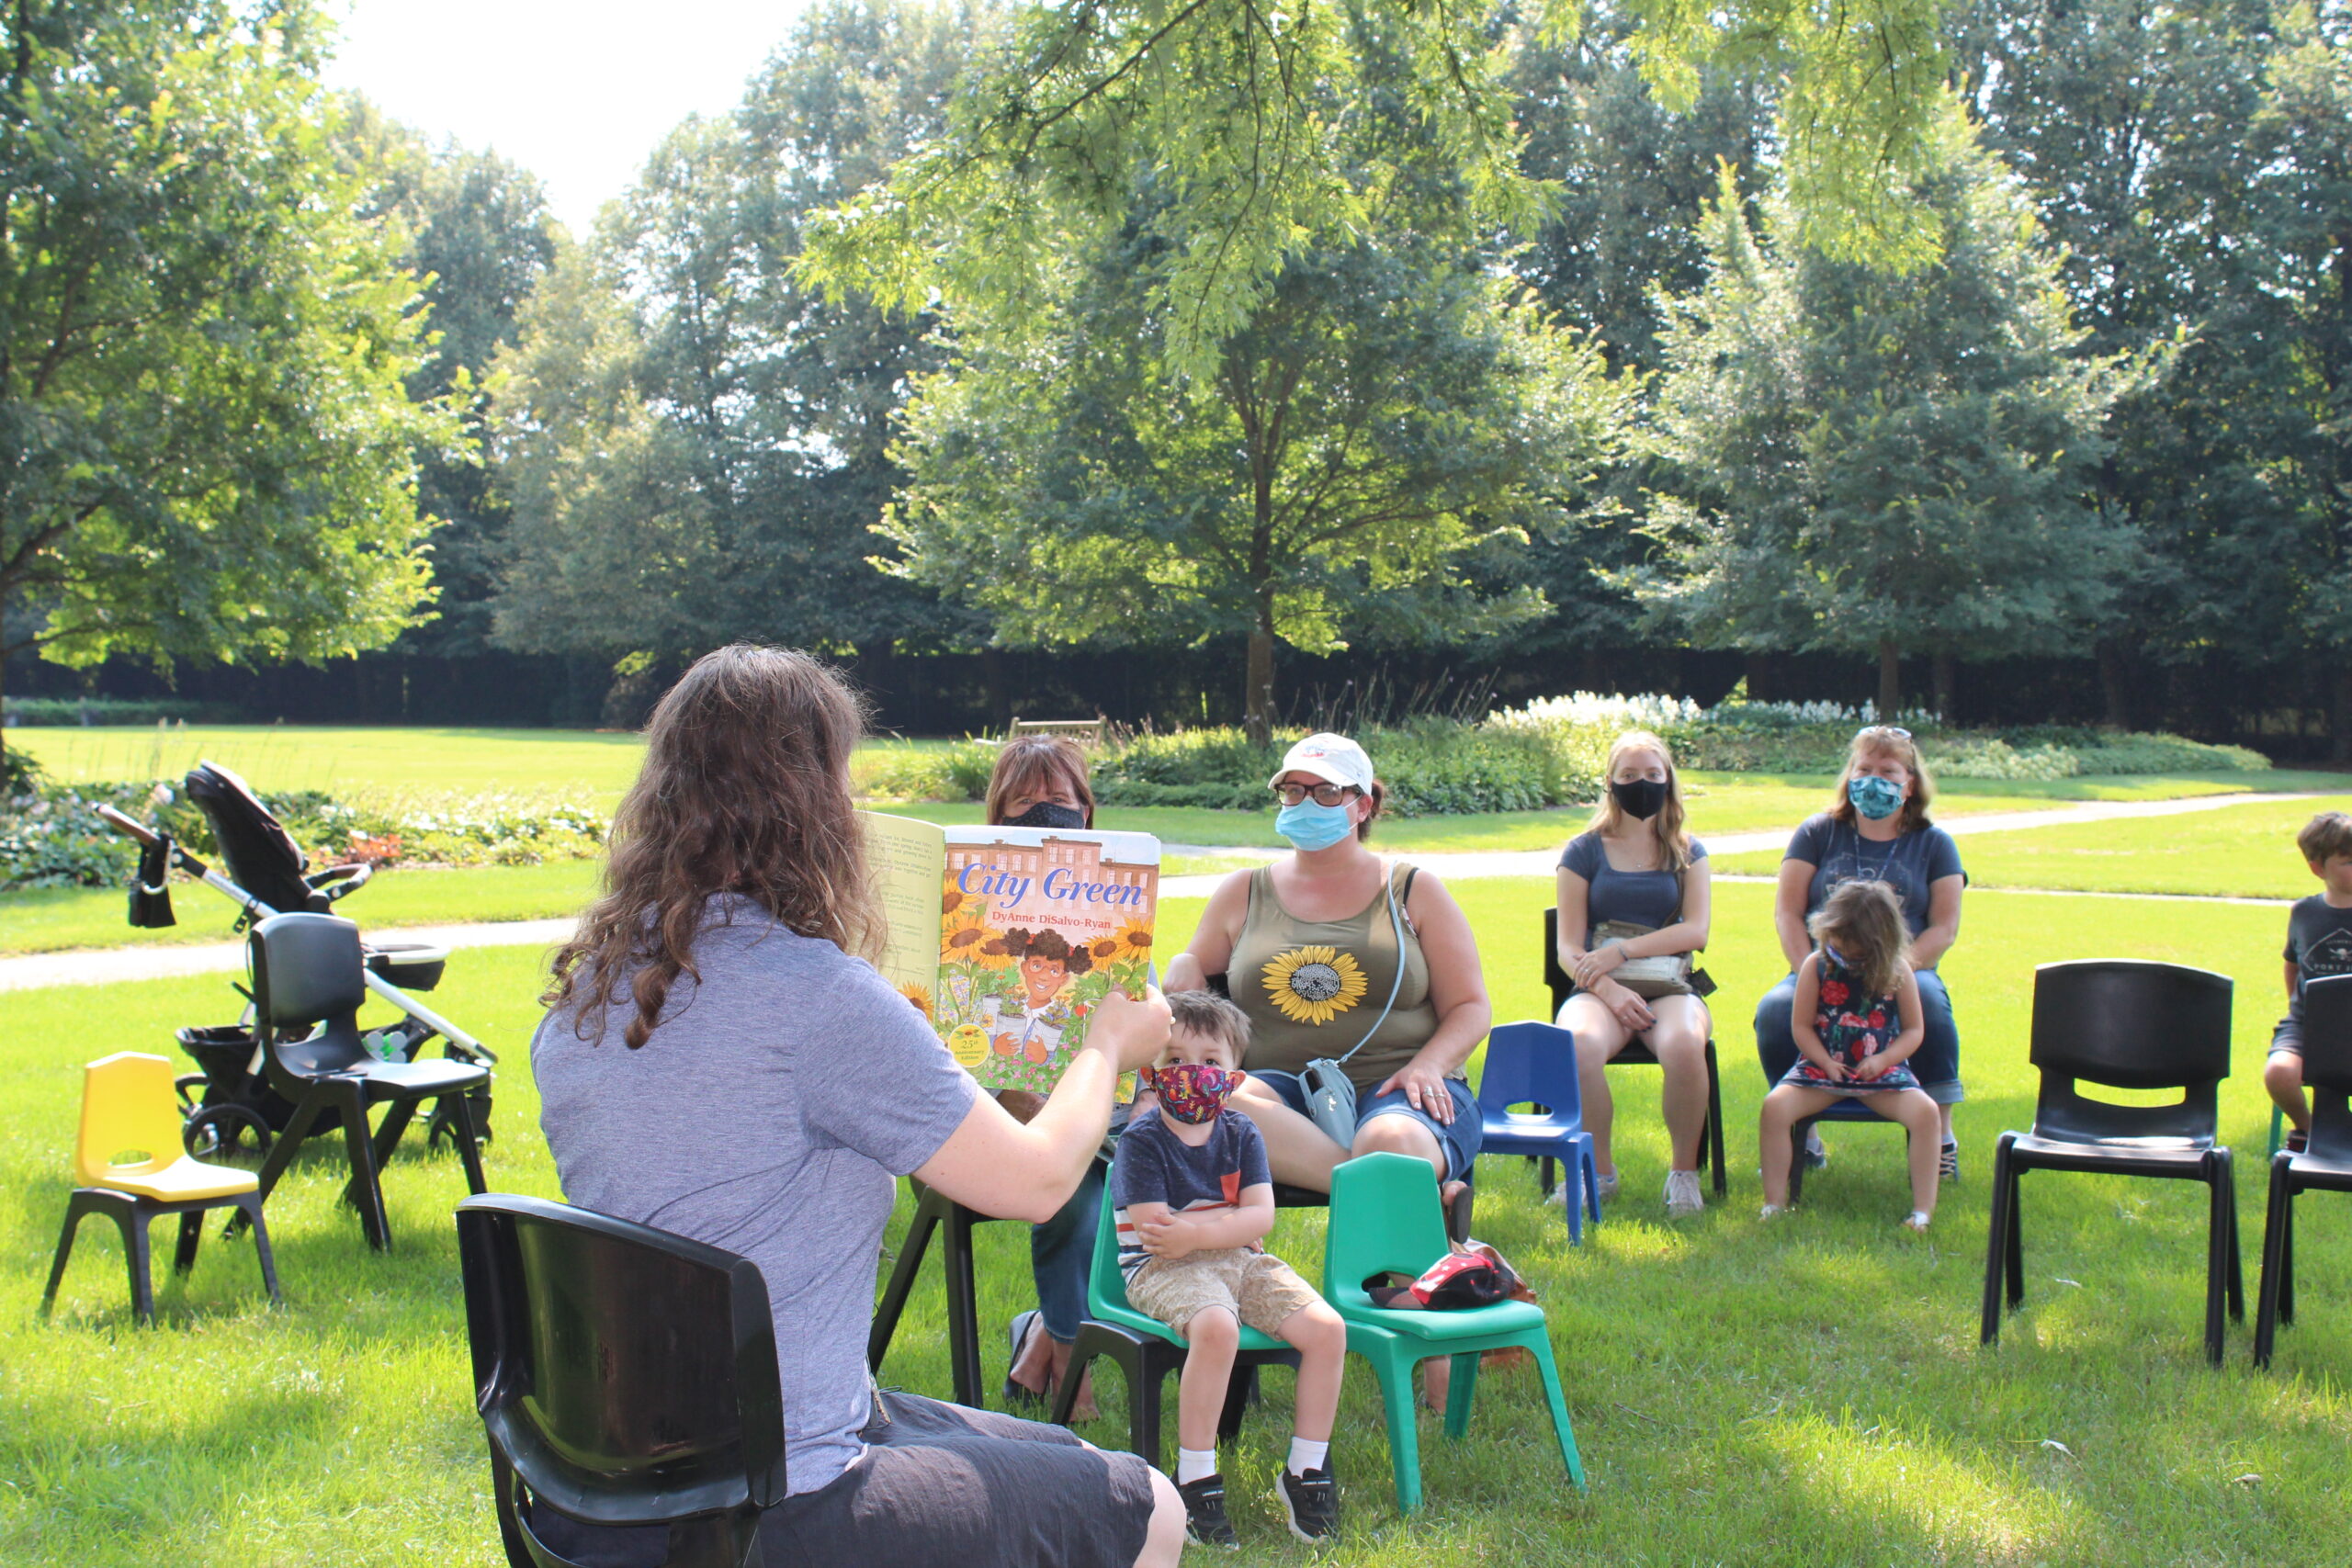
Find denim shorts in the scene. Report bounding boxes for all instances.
[1250,1068,1484,1183]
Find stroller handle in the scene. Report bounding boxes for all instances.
[96,802,164,849]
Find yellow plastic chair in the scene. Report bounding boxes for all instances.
[41,1052,281,1324]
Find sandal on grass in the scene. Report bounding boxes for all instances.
[1002,1309,1046,1410]
[1900,1211,1932,1234]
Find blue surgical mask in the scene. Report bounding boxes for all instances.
[1275,799,1354,852]
[1849,774,1905,821]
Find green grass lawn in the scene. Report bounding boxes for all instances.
[6,726,972,806]
[5,733,2339,956]
[8,882,2351,1563]
[1718,794,2352,901]
[12,720,2333,819]
[0,862,607,956]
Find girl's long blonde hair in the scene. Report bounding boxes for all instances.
[1809,880,1909,1003]
[1584,729,1695,875]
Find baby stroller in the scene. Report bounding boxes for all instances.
[97,761,498,1162]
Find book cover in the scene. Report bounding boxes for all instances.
[864,812,1159,1093]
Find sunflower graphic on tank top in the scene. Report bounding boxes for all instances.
[1261,944,1370,1025]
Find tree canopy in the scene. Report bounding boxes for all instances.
[1642,104,2141,717]
[0,0,460,749]
[798,0,1956,385]
[489,0,979,670]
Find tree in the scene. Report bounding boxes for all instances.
[490,0,978,671]
[1498,12,1778,659]
[1641,104,2141,719]
[0,0,458,761]
[2254,4,2352,750]
[375,126,561,661]
[799,0,1957,387]
[884,124,1632,739]
[1951,0,2352,745]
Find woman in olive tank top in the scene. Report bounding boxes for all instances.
[1165,733,1493,1193]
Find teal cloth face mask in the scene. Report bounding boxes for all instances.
[1849,774,1905,821]
[1276,799,1353,851]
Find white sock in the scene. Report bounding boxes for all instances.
[1176,1447,1217,1485]
[1287,1437,1329,1476]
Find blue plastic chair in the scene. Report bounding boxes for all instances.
[1476,1021,1601,1241]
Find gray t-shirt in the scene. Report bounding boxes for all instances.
[1785,814,1965,942]
[1557,829,1708,944]
[2283,895,2352,1019]
[532,895,978,1496]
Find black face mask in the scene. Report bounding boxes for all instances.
[1004,800,1087,830]
[1610,777,1669,821]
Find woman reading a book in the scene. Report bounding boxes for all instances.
[1165,731,1491,1200]
[984,736,1119,1420]
[532,649,1184,1568]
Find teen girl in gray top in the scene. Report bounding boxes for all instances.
[1754,726,1966,1171]
[530,646,1184,1568]
[1553,730,1713,1217]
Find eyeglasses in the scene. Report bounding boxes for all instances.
[1856,725,1912,740]
[1272,782,1360,807]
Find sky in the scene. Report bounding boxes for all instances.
[321,0,814,235]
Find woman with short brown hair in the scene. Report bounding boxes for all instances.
[1754,726,1967,1176]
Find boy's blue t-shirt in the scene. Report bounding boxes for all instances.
[1108,1107,1272,1282]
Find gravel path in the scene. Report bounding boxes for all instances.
[1,790,2327,992]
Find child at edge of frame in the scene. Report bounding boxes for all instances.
[1108,989,1347,1548]
[2265,811,2352,1152]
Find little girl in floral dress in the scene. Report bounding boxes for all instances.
[1758,879,1943,1231]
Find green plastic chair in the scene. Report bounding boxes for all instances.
[1051,1190,1302,1469]
[1322,1152,1587,1510]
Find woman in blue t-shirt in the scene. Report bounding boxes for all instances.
[1555,730,1713,1217]
[1755,726,1966,1176]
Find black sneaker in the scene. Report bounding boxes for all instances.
[1278,1465,1340,1543]
[2288,1129,2310,1156]
[1178,1473,1238,1549]
[1939,1141,1961,1182]
[1803,1128,1829,1170]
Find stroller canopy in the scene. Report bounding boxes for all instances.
[185,761,316,915]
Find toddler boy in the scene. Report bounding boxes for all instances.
[1111,989,1346,1547]
[2267,811,2352,1148]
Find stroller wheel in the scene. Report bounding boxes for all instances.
[175,1073,209,1113]
[184,1103,274,1164]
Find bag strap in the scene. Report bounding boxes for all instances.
[1329,864,1410,1068]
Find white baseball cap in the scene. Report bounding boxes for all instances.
[1270,732,1376,794]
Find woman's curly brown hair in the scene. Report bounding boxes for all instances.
[543,645,882,1048]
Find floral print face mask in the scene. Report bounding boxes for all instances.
[1146,1061,1245,1124]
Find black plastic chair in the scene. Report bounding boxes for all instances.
[457,1194,786,1567]
[1784,1100,1921,1204]
[1543,908,1727,1195]
[240,912,488,1249]
[866,1179,1014,1408]
[1981,960,2242,1364]
[2256,973,2352,1367]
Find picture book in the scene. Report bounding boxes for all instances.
[863,812,1160,1093]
